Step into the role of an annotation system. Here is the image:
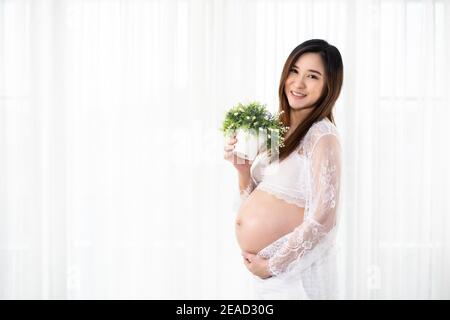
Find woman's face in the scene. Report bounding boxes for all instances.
[284,52,326,111]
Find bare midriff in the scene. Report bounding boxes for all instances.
[235,189,305,254]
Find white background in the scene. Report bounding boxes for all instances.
[1,0,449,299]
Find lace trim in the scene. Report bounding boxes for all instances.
[267,218,330,276]
[233,178,256,212]
[256,183,306,208]
[259,227,337,276]
[257,232,292,259]
[285,227,337,274]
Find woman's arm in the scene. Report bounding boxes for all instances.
[234,170,256,211]
[238,171,255,196]
[224,134,255,210]
[266,133,342,276]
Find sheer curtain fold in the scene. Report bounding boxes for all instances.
[1,0,449,299]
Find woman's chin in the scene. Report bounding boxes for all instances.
[289,102,313,111]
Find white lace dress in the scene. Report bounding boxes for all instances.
[234,118,342,300]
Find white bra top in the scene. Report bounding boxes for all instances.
[250,143,309,208]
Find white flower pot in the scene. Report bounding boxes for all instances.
[233,128,267,161]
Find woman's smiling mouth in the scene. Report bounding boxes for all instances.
[290,90,307,98]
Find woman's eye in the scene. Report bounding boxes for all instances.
[289,68,298,74]
[307,74,318,79]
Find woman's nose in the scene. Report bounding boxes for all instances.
[293,74,306,88]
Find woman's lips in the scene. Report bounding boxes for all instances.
[290,90,306,99]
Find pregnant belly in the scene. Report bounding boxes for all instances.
[235,189,305,254]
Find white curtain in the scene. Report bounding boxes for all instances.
[1,0,449,299]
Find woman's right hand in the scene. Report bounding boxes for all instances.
[223,134,253,174]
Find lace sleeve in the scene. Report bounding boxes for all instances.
[233,176,257,212]
[267,133,342,276]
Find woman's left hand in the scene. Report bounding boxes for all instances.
[242,252,272,279]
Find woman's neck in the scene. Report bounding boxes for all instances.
[289,108,311,133]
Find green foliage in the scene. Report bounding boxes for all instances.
[220,101,289,152]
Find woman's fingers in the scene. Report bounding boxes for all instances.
[224,144,235,152]
[223,136,237,149]
[223,137,237,156]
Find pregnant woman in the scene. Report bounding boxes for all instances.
[223,39,343,299]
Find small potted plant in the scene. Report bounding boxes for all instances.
[221,101,289,161]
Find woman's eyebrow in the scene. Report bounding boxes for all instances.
[308,69,322,76]
[292,65,323,76]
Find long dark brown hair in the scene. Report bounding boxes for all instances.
[276,39,343,162]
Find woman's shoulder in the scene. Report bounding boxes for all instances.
[309,117,339,137]
[302,118,340,155]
